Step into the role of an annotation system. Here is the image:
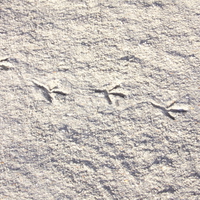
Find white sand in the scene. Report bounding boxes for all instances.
[0,0,200,199]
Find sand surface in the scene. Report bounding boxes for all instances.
[0,0,200,199]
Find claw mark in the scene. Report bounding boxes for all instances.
[43,91,53,103]
[32,80,49,92]
[168,108,188,112]
[166,100,176,108]
[105,91,112,104]
[151,100,188,120]
[33,80,52,102]
[94,85,126,104]
[109,85,120,92]
[94,89,106,93]
[51,90,67,96]
[32,80,67,103]
[109,92,126,98]
[165,111,175,120]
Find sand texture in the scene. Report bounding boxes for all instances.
[0,0,200,199]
